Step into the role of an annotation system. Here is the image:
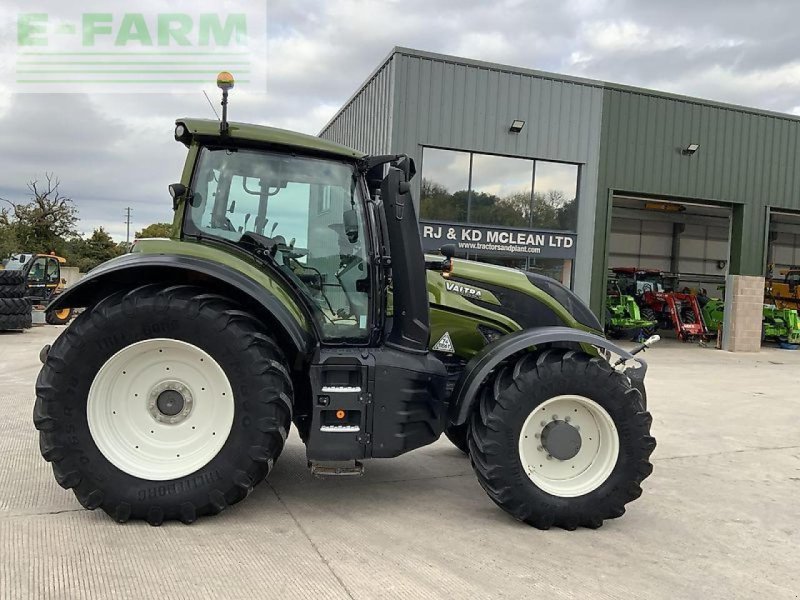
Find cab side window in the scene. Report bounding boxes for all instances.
[28,257,48,284]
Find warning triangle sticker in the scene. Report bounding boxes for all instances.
[432,332,455,353]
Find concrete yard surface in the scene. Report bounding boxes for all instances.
[1,326,798,599]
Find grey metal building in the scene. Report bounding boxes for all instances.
[321,47,800,350]
[321,47,603,302]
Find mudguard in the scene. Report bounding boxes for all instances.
[449,326,647,425]
[46,253,313,356]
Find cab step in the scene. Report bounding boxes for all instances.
[309,460,365,478]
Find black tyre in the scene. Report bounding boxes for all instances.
[0,313,32,330]
[606,328,625,340]
[45,307,73,325]
[468,348,655,530]
[0,283,26,298]
[681,309,696,325]
[0,297,32,315]
[444,423,470,455]
[34,284,293,525]
[0,271,24,285]
[640,308,657,335]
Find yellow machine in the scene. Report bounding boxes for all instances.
[3,252,74,324]
[765,266,800,310]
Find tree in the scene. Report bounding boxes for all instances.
[135,222,173,239]
[66,227,123,272]
[0,207,20,261]
[8,175,79,253]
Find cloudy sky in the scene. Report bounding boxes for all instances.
[0,0,797,240]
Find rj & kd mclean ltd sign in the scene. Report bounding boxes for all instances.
[420,221,577,259]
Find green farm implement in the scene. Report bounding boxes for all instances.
[605,278,657,339]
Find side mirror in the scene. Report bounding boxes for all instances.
[393,156,416,181]
[343,209,359,243]
[169,183,187,211]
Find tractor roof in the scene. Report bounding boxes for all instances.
[176,118,365,160]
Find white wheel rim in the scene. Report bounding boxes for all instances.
[87,338,234,481]
[518,395,619,497]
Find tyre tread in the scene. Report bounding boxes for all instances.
[468,348,655,530]
[34,284,293,525]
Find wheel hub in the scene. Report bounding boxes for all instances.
[148,381,194,424]
[518,395,620,497]
[87,339,235,481]
[540,420,582,460]
[156,389,185,416]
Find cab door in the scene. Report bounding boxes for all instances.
[25,256,61,303]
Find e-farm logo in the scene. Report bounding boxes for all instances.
[8,1,266,93]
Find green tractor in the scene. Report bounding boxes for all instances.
[700,291,800,345]
[762,304,800,345]
[605,276,657,340]
[34,74,655,530]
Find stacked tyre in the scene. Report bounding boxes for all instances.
[0,271,32,330]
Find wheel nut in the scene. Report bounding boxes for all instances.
[540,421,547,427]
[537,445,543,452]
[551,414,558,420]
[546,455,553,460]
[534,433,540,439]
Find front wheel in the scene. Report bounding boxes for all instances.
[640,308,657,335]
[468,349,655,530]
[46,307,73,325]
[34,284,292,525]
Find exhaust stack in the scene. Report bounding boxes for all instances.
[380,159,430,353]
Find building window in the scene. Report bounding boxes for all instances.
[469,153,532,228]
[419,148,471,222]
[419,147,579,232]
[533,161,578,231]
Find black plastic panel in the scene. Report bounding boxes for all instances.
[305,347,447,461]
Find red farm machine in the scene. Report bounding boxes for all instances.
[610,268,707,341]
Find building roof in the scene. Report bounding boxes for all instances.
[178,118,365,160]
[321,46,800,135]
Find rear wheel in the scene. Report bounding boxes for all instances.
[640,308,657,335]
[34,284,293,525]
[0,297,32,315]
[0,313,32,330]
[468,349,655,530]
[45,307,73,325]
[0,283,26,298]
[0,271,24,285]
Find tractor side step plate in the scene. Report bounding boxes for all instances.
[310,461,365,478]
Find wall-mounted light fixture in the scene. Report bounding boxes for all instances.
[682,143,700,155]
[509,119,525,133]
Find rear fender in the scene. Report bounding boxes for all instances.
[449,326,646,425]
[47,253,313,357]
